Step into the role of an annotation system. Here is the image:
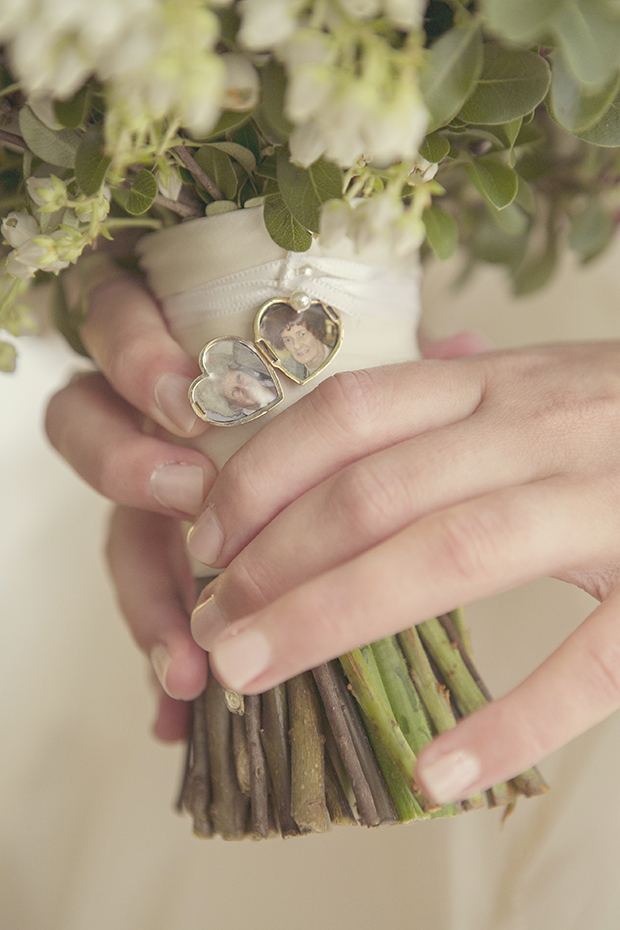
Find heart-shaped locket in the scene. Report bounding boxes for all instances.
[255,298,342,385]
[189,337,283,427]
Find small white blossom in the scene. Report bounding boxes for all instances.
[2,212,39,249]
[221,53,260,112]
[237,0,302,50]
[26,175,68,213]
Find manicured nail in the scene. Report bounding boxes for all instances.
[150,644,172,695]
[191,595,228,651]
[211,629,271,692]
[187,505,224,566]
[153,372,198,435]
[418,749,481,803]
[150,463,205,514]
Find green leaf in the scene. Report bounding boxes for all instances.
[258,60,293,139]
[568,200,614,258]
[420,21,484,132]
[276,147,342,233]
[205,200,240,216]
[419,133,451,163]
[480,0,563,43]
[0,340,16,373]
[18,106,80,168]
[423,203,458,260]
[201,109,252,141]
[263,192,312,251]
[193,145,238,200]
[549,51,620,134]
[458,45,551,125]
[116,169,158,216]
[489,201,528,235]
[576,86,620,146]
[54,84,90,129]
[208,141,257,177]
[511,239,558,295]
[465,155,519,209]
[75,123,110,195]
[551,0,620,85]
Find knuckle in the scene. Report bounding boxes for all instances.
[329,460,408,539]
[221,553,277,617]
[308,369,386,441]
[431,506,501,582]
[585,641,620,705]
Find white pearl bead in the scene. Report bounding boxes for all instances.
[290,289,311,311]
[297,263,314,278]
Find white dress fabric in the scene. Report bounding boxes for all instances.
[3,227,620,929]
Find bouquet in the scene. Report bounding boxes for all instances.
[2,0,619,837]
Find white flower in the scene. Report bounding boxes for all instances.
[289,121,326,168]
[237,0,301,50]
[221,53,260,112]
[319,199,352,249]
[339,0,381,19]
[26,175,68,212]
[2,212,39,249]
[383,0,426,30]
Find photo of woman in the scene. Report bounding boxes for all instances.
[258,301,340,382]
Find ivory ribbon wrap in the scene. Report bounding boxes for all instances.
[138,205,422,474]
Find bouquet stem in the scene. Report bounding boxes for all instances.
[180,610,548,839]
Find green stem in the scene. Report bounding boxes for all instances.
[418,618,488,716]
[370,636,434,755]
[104,217,164,231]
[397,628,457,733]
[339,649,433,813]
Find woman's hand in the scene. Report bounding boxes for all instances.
[107,507,207,741]
[45,277,217,737]
[46,276,217,518]
[186,342,620,803]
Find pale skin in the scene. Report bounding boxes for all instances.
[282,321,328,371]
[45,275,620,801]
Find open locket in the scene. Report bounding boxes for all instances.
[189,297,342,427]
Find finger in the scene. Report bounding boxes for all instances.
[188,358,486,568]
[46,372,216,516]
[81,276,206,438]
[153,690,191,743]
[207,477,596,694]
[107,507,207,702]
[191,411,548,646]
[420,331,493,359]
[416,591,620,802]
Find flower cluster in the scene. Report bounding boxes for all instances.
[1,0,620,369]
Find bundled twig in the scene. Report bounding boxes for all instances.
[179,611,548,839]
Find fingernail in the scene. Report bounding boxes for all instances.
[418,749,481,803]
[153,372,198,435]
[187,506,224,566]
[150,463,205,514]
[150,644,172,696]
[191,595,228,651]
[211,629,271,691]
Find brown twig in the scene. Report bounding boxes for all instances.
[174,144,224,200]
[244,694,269,838]
[288,673,330,834]
[260,685,298,837]
[312,663,381,827]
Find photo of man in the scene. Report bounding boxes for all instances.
[190,339,279,424]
